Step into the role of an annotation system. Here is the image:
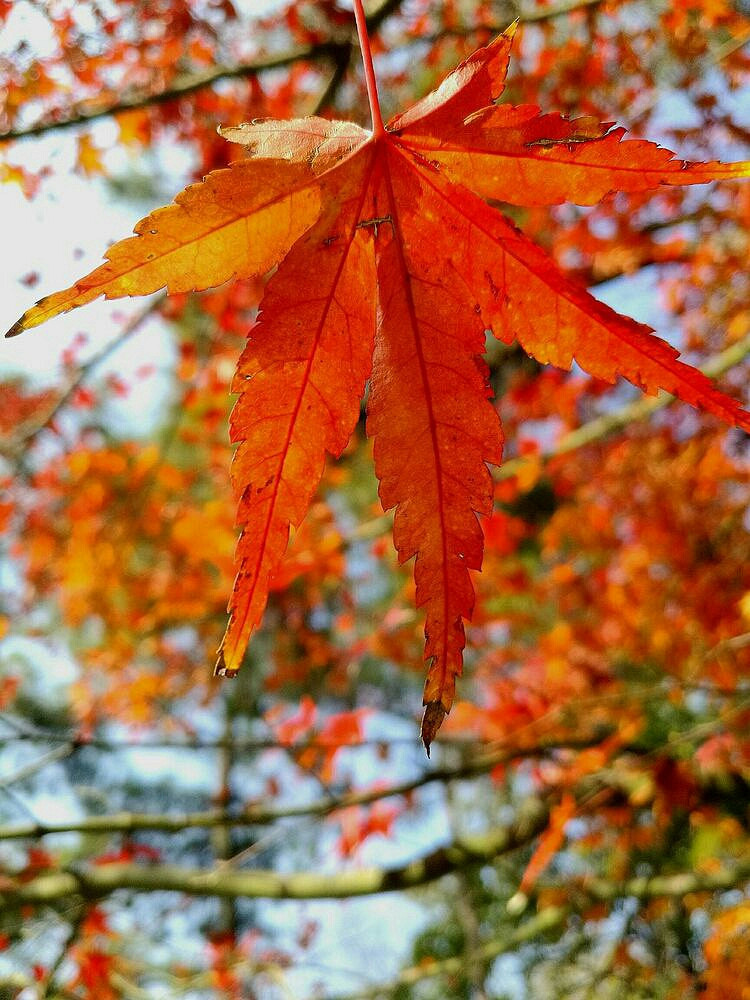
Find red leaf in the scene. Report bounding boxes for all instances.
[216,151,377,675]
[272,695,317,745]
[367,146,502,751]
[9,27,750,752]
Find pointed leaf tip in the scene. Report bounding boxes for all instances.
[214,651,239,679]
[5,317,26,338]
[421,702,447,756]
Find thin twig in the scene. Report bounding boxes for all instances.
[0,728,463,750]
[0,743,75,790]
[0,296,165,459]
[0,737,601,841]
[711,25,750,63]
[310,44,353,116]
[520,0,605,21]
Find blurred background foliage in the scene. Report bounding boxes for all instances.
[0,0,749,997]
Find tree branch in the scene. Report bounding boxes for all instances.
[496,329,750,482]
[0,0,405,144]
[40,902,86,1000]
[0,738,597,841]
[0,744,75,790]
[0,797,551,904]
[1,0,605,144]
[310,44,353,116]
[3,814,748,907]
[0,729,460,750]
[330,841,750,997]
[0,297,164,460]
[579,861,750,902]
[0,45,337,143]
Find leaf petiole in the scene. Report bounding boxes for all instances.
[352,0,385,137]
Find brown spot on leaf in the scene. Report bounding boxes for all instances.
[421,701,447,756]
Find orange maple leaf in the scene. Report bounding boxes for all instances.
[8,25,750,752]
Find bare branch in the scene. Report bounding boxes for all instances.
[0,738,595,841]
[0,744,75,791]
[0,729,450,750]
[520,0,604,21]
[40,902,86,1000]
[0,797,551,904]
[330,836,750,997]
[0,45,334,143]
[310,44,353,116]
[580,862,750,902]
[3,812,749,906]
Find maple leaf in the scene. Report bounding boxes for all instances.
[8,22,750,753]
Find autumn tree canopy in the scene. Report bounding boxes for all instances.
[1,1,749,998]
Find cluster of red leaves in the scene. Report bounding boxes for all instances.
[65,908,118,1000]
[335,800,403,857]
[93,842,161,866]
[205,929,292,999]
[447,427,750,744]
[266,695,371,782]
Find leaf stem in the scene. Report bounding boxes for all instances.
[352,0,386,137]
